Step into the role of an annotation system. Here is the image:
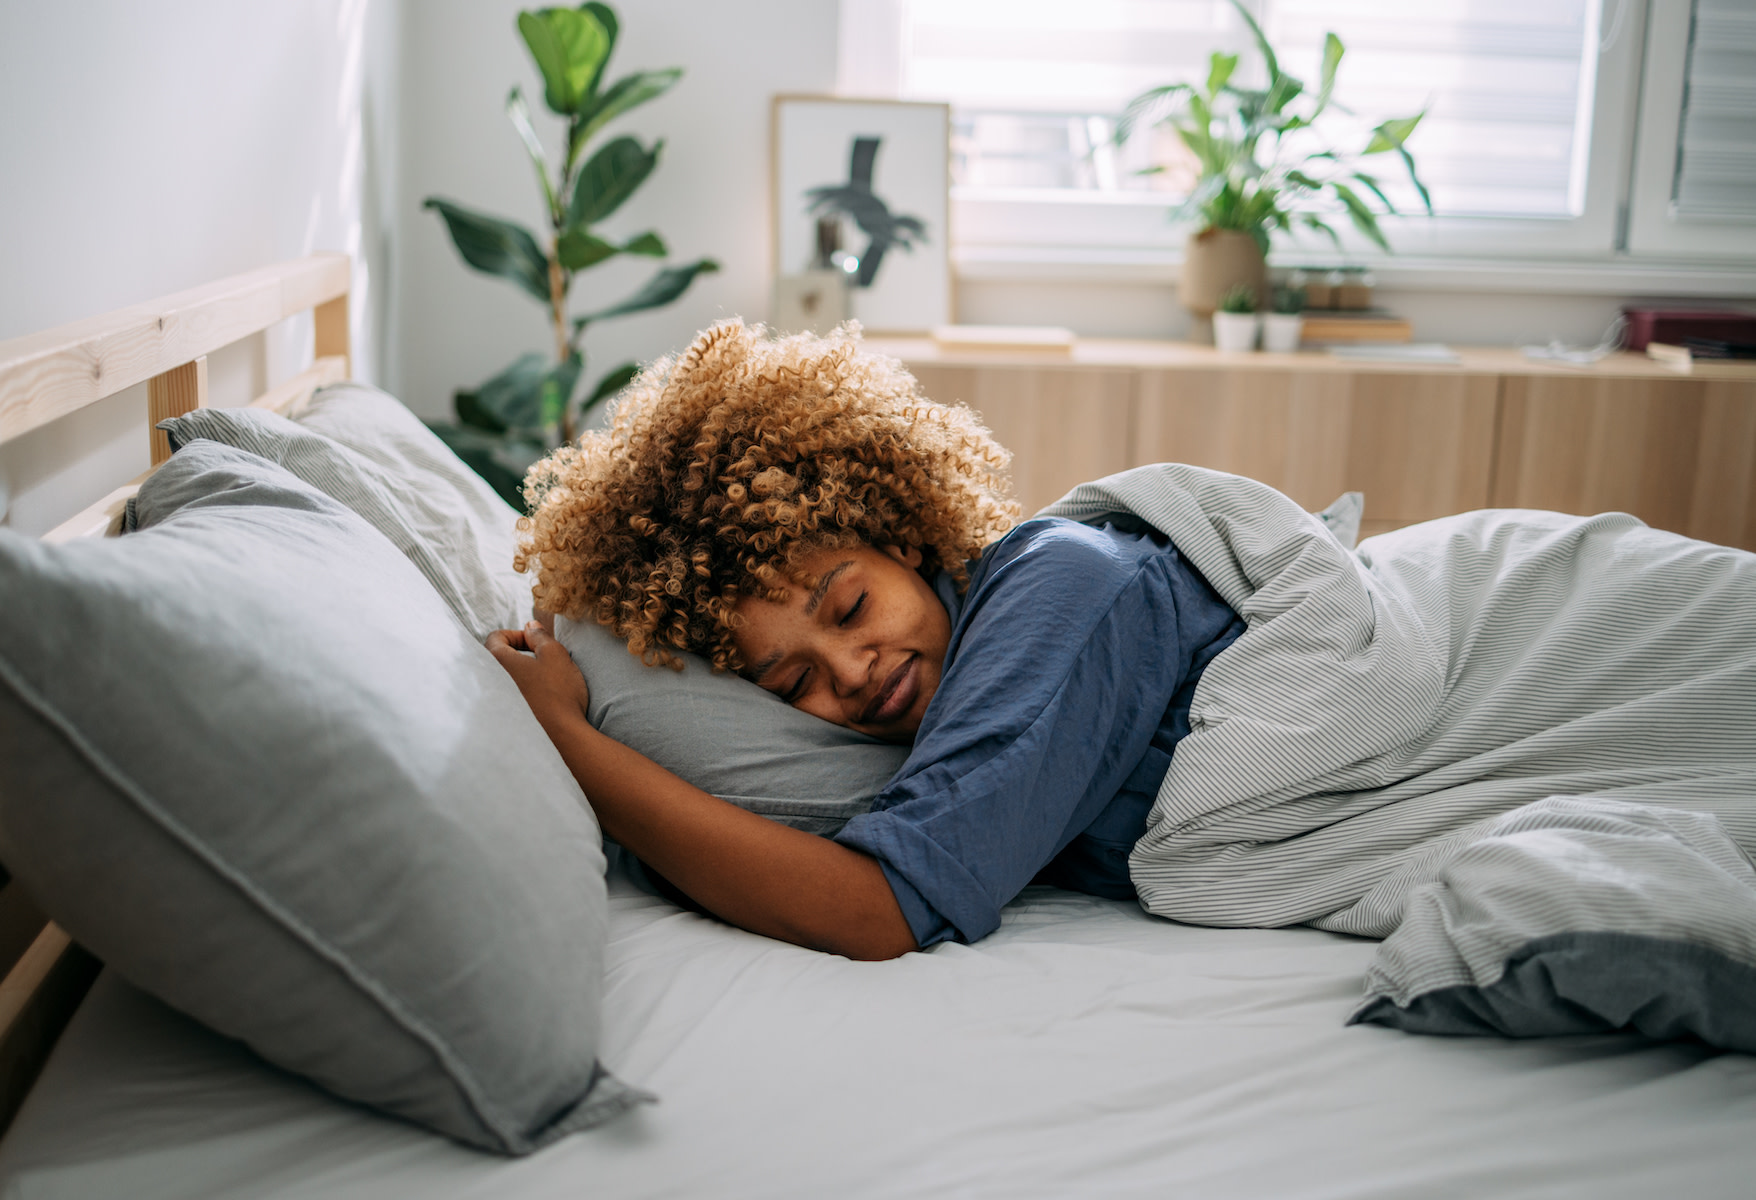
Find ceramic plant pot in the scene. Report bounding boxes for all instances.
[1212,311,1261,352]
[1262,313,1304,353]
[1181,228,1267,317]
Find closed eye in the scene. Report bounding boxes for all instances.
[783,669,810,704]
[840,592,866,626]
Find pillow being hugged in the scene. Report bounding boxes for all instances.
[557,617,910,837]
[0,441,646,1154]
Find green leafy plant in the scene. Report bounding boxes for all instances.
[1118,0,1431,256]
[1218,284,1258,315]
[1271,285,1305,314]
[424,3,718,507]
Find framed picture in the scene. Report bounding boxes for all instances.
[771,95,952,334]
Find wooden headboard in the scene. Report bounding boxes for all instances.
[0,253,352,1132]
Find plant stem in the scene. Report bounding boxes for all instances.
[549,245,573,444]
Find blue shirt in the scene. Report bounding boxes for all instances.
[834,517,1244,947]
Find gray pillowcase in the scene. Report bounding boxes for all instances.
[0,441,647,1154]
[161,383,529,639]
[556,491,1365,838]
[556,617,910,837]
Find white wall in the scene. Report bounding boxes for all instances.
[0,0,401,535]
[397,0,838,420]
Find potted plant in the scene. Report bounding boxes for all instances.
[1119,0,1431,316]
[423,3,719,507]
[1213,285,1260,352]
[1262,284,1305,353]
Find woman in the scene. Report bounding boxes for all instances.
[488,320,1242,959]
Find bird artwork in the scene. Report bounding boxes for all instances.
[804,136,929,288]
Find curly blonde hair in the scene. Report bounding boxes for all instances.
[517,319,1019,671]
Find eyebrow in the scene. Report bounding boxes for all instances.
[747,559,855,685]
[804,561,854,616]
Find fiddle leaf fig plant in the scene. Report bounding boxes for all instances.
[425,2,718,508]
[1118,0,1431,255]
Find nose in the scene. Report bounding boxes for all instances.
[824,637,873,698]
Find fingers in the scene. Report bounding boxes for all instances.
[484,628,532,661]
[523,620,569,661]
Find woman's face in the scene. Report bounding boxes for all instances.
[733,543,951,742]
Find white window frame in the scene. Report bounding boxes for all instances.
[1626,0,1756,259]
[840,0,1756,288]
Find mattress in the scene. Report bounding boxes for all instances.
[2,863,1753,1199]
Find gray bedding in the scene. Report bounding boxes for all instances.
[1040,464,1756,1049]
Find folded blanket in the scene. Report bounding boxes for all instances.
[1040,464,1756,1048]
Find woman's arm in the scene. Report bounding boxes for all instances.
[486,623,916,961]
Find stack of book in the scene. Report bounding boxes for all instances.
[1298,311,1412,344]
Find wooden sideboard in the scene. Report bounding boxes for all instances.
[865,339,1756,551]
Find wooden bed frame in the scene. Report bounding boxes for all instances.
[0,253,353,1133]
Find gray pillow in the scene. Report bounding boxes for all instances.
[0,441,647,1154]
[161,383,529,639]
[556,617,910,837]
[555,491,1365,837]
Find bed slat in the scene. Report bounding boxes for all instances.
[0,924,100,1134]
[147,356,209,466]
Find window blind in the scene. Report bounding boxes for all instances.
[897,0,1601,220]
[1672,0,1756,218]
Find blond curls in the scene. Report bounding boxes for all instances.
[517,320,1019,671]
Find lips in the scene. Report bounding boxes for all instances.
[861,655,919,726]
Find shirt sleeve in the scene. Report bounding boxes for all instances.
[833,521,1198,947]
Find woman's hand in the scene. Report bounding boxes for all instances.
[485,621,592,743]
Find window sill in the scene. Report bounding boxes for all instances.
[952,245,1756,298]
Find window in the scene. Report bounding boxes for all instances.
[839,0,1756,268]
[1628,0,1756,257]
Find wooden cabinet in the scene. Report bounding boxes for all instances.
[904,363,1134,518]
[1493,374,1756,551]
[1132,367,1499,533]
[869,339,1756,551]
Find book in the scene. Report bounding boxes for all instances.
[1298,311,1413,343]
[1646,343,1756,378]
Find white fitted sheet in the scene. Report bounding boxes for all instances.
[3,869,1754,1199]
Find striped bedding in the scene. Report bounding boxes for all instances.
[1040,464,1756,1048]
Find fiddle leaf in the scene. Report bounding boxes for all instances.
[568,136,659,227]
[517,7,610,115]
[571,70,681,164]
[571,258,719,331]
[422,198,551,304]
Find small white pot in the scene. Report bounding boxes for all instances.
[1212,311,1260,352]
[1262,312,1304,353]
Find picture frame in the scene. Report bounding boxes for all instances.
[770,95,952,335]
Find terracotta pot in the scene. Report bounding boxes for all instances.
[1181,228,1267,317]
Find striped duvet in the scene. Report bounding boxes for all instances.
[1041,464,1756,1048]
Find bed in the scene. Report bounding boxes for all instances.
[0,257,1753,1198]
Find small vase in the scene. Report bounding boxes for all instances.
[1262,313,1304,353]
[1181,228,1267,317]
[1212,312,1260,352]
